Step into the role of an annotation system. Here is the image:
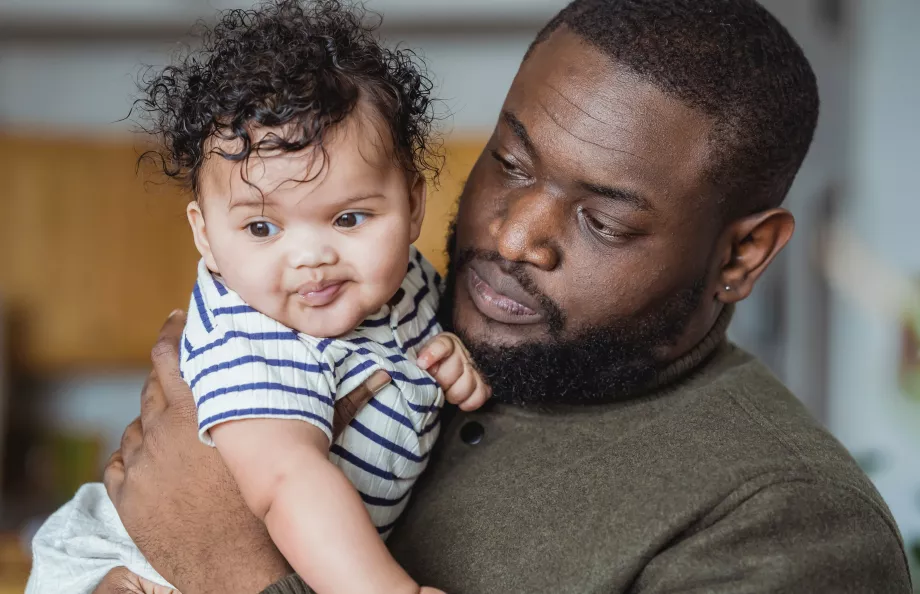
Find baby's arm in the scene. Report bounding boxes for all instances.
[210,418,420,594]
[417,332,492,411]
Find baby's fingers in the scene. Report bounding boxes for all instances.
[417,334,457,370]
[458,374,492,412]
[445,367,478,405]
[428,351,465,393]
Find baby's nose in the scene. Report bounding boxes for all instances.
[288,244,338,268]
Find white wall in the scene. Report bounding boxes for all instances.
[0,0,558,133]
[0,34,533,133]
[0,40,177,133]
[828,0,920,549]
[0,0,563,27]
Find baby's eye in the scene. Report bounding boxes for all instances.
[334,212,369,229]
[246,221,280,238]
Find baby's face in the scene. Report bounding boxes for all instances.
[188,109,426,337]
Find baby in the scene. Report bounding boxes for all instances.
[27,1,488,593]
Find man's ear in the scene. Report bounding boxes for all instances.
[187,200,221,274]
[716,208,795,303]
[407,174,428,244]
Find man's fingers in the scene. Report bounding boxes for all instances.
[119,417,144,469]
[140,370,165,426]
[417,334,456,370]
[333,369,390,440]
[151,310,190,408]
[96,567,142,594]
[136,574,181,594]
[96,567,179,594]
[152,310,185,364]
[103,450,125,504]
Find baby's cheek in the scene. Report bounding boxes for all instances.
[227,261,286,317]
[359,249,409,298]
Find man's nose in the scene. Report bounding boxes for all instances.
[489,190,561,271]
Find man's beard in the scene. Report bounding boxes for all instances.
[439,222,706,406]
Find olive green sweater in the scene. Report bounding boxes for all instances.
[263,321,912,593]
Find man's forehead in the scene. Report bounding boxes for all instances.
[505,29,713,200]
[518,40,653,139]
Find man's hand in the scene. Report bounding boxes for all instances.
[103,310,286,594]
[93,567,179,594]
[104,310,390,594]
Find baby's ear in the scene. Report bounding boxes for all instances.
[187,200,220,273]
[407,173,427,244]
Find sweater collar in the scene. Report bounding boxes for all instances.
[648,304,734,393]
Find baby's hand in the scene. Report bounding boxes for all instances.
[417,332,491,411]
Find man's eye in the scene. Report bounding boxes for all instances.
[335,212,369,229]
[490,150,521,174]
[580,208,631,241]
[585,213,609,233]
[246,221,280,238]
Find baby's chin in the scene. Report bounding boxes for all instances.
[282,305,372,338]
[286,317,362,338]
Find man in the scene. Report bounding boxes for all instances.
[97,0,912,592]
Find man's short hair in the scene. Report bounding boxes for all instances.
[530,0,820,218]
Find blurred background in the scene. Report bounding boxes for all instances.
[0,0,918,590]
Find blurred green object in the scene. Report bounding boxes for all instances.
[898,300,920,401]
[43,431,102,502]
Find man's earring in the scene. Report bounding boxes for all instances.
[724,286,732,292]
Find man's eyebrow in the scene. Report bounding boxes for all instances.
[579,181,654,212]
[502,110,538,157]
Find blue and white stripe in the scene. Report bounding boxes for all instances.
[179,246,444,536]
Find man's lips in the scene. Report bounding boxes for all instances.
[466,261,543,325]
[296,280,345,307]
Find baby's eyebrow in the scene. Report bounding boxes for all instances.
[226,192,385,212]
[338,192,387,205]
[228,198,276,210]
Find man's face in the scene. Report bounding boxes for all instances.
[445,29,727,403]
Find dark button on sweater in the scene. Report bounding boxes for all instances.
[459,421,484,445]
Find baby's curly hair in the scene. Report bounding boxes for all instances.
[137,0,441,197]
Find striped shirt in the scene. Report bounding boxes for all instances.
[179,246,444,535]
